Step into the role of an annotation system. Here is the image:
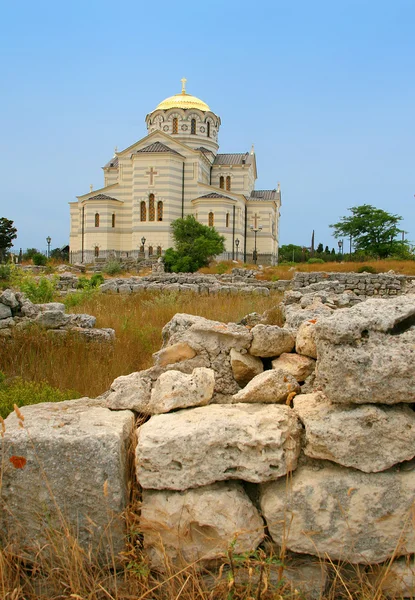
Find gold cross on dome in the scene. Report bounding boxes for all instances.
[181,77,187,94]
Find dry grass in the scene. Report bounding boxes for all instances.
[0,291,282,400]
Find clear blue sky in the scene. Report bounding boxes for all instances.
[1,0,414,253]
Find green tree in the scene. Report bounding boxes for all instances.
[0,218,17,262]
[279,244,309,263]
[316,243,324,254]
[163,215,225,273]
[23,248,39,260]
[330,205,408,259]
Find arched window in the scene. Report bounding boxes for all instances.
[112,213,115,228]
[148,245,153,256]
[226,176,231,191]
[219,176,224,189]
[140,244,145,254]
[207,121,210,137]
[149,194,155,221]
[172,117,178,134]
[208,212,214,227]
[226,213,229,227]
[95,213,100,227]
[191,118,196,134]
[140,201,147,222]
[157,245,162,256]
[94,246,99,257]
[157,200,163,221]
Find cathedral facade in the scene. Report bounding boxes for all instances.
[69,81,281,264]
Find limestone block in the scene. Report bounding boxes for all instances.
[294,393,415,472]
[99,281,118,292]
[0,289,19,308]
[369,557,415,598]
[72,327,115,341]
[118,284,132,294]
[0,398,135,562]
[295,320,317,358]
[283,303,334,329]
[150,367,215,413]
[249,324,295,357]
[67,313,96,328]
[34,310,71,329]
[0,317,14,329]
[136,403,302,490]
[153,341,197,367]
[107,371,152,412]
[0,303,12,319]
[230,348,264,385]
[38,302,66,312]
[315,297,415,404]
[260,461,415,564]
[141,482,264,569]
[19,299,40,318]
[232,370,300,404]
[272,353,315,382]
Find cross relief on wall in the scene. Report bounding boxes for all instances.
[146,166,159,186]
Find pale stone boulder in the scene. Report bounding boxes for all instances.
[260,461,415,564]
[150,368,215,413]
[369,557,415,598]
[249,324,295,357]
[153,341,197,367]
[295,320,317,358]
[0,317,14,329]
[107,371,152,412]
[315,297,415,404]
[67,313,96,328]
[294,393,415,472]
[272,353,315,382]
[141,482,264,569]
[0,289,19,308]
[0,303,12,319]
[230,348,263,385]
[73,327,115,341]
[232,370,300,404]
[0,398,135,562]
[136,403,302,490]
[38,302,66,312]
[34,310,71,329]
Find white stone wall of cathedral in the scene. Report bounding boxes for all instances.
[146,108,219,154]
[211,164,255,197]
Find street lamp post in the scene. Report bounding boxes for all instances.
[235,238,240,261]
[338,240,343,258]
[46,236,51,259]
[141,237,146,257]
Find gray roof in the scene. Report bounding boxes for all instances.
[196,192,234,200]
[213,152,252,166]
[248,189,278,201]
[135,142,183,156]
[103,156,119,168]
[89,194,120,201]
[196,146,215,156]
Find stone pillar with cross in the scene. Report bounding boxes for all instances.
[146,166,158,187]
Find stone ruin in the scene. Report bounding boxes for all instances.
[0,289,115,340]
[2,285,415,597]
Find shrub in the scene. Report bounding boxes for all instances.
[19,276,56,303]
[357,265,377,274]
[216,262,229,275]
[307,257,325,264]
[103,260,122,275]
[0,374,79,418]
[0,263,11,280]
[90,273,105,287]
[271,274,279,282]
[32,252,47,266]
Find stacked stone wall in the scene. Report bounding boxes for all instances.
[293,270,415,296]
[2,284,415,596]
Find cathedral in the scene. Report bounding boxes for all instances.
[69,80,281,264]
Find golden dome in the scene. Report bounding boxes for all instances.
[154,78,211,112]
[155,92,210,112]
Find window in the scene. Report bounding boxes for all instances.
[149,194,155,221]
[226,213,229,227]
[112,213,115,228]
[172,117,178,134]
[140,201,146,221]
[219,176,224,189]
[95,213,100,227]
[191,118,196,134]
[157,245,162,256]
[208,212,214,227]
[140,244,145,254]
[94,246,99,257]
[207,121,210,137]
[226,176,231,191]
[148,245,153,256]
[157,200,163,221]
